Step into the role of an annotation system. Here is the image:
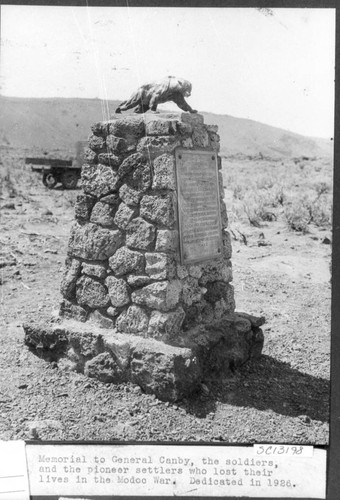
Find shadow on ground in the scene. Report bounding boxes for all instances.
[184,355,329,423]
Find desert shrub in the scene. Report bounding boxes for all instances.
[222,156,332,230]
[0,167,17,198]
[311,199,332,227]
[259,184,287,208]
[284,198,310,233]
[284,189,332,232]
[314,181,331,196]
[255,175,275,190]
[272,185,287,206]
[243,197,276,227]
[232,183,247,200]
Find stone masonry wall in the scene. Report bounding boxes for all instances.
[24,112,264,401]
[59,113,234,342]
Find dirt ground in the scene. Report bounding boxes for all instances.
[0,149,331,444]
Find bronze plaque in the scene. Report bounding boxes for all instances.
[175,148,222,264]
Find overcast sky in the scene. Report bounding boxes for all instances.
[0,6,335,138]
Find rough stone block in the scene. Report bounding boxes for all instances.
[125,160,152,193]
[81,164,121,198]
[68,222,123,261]
[82,262,107,279]
[188,265,203,279]
[177,121,193,135]
[220,262,233,283]
[214,292,235,318]
[232,316,252,334]
[91,121,110,136]
[209,132,221,153]
[60,258,82,300]
[83,148,97,165]
[208,129,220,152]
[100,193,120,206]
[137,136,180,159]
[181,113,204,125]
[131,280,182,312]
[90,201,116,227]
[140,194,175,228]
[235,311,265,328]
[218,171,224,197]
[72,330,103,357]
[199,260,232,285]
[222,231,232,259]
[206,124,218,134]
[176,264,189,279]
[76,275,110,309]
[109,117,145,148]
[84,353,123,383]
[192,126,210,148]
[145,252,176,280]
[88,310,114,329]
[181,137,194,148]
[105,276,130,307]
[109,246,144,276]
[127,275,152,287]
[205,281,233,305]
[119,184,142,206]
[106,134,128,154]
[107,306,120,318]
[24,308,264,402]
[59,347,82,372]
[155,229,179,253]
[152,154,176,190]
[148,307,185,338]
[97,153,121,168]
[182,277,205,307]
[117,153,139,179]
[88,134,106,152]
[220,200,228,228]
[130,339,200,401]
[185,317,260,375]
[145,117,176,136]
[113,203,136,230]
[59,299,88,322]
[23,321,69,355]
[116,305,149,335]
[125,217,156,250]
[102,332,132,369]
[74,194,96,222]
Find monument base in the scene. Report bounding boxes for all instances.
[23,112,265,402]
[23,312,264,402]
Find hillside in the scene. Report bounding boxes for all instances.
[0,95,332,159]
[203,112,333,159]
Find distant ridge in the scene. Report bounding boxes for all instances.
[0,95,332,159]
[203,111,332,159]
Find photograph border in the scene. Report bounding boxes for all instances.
[0,0,338,498]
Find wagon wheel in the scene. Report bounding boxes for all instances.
[61,170,78,189]
[42,172,57,189]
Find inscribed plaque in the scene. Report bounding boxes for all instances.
[175,149,222,264]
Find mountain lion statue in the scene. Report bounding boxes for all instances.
[115,76,197,114]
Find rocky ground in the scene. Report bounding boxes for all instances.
[0,149,331,443]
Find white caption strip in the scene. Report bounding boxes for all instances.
[0,441,30,500]
[25,443,326,498]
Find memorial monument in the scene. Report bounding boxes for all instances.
[24,80,264,402]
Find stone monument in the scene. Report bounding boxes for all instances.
[24,111,264,402]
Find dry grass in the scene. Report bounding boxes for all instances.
[0,148,40,200]
[222,156,333,233]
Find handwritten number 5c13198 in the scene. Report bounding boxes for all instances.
[256,446,304,456]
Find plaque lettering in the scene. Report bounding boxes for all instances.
[175,149,222,264]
